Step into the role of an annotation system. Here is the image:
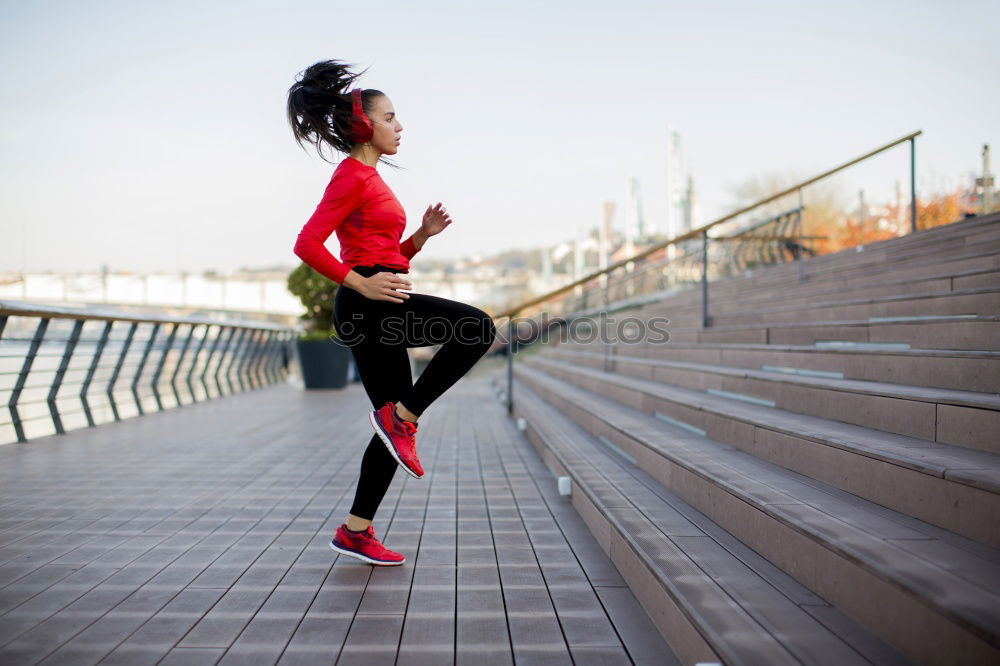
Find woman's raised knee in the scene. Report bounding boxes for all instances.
[484,315,497,346]
[454,310,496,348]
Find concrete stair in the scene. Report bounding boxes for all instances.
[496,212,1000,664]
[602,341,1000,394]
[500,363,1000,665]
[496,372,917,666]
[520,355,999,546]
[630,214,1000,323]
[543,347,1000,453]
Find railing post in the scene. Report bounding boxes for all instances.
[234,328,258,393]
[81,320,113,427]
[797,191,805,282]
[260,331,280,386]
[107,322,137,422]
[603,281,611,372]
[186,324,212,401]
[910,137,918,233]
[233,327,252,393]
[252,330,275,388]
[9,318,49,443]
[506,318,515,416]
[131,322,161,415]
[701,230,709,328]
[221,327,246,396]
[269,331,290,384]
[242,328,266,391]
[256,330,275,387]
[48,318,84,435]
[206,325,234,397]
[169,323,198,406]
[150,322,179,411]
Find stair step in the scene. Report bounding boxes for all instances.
[644,245,1000,312]
[557,339,1000,394]
[660,265,1000,315]
[814,341,913,350]
[761,365,845,379]
[703,221,1000,291]
[510,363,1000,665]
[568,346,1000,411]
[525,355,1000,546]
[868,314,980,323]
[630,247,1000,320]
[546,347,1000,452]
[710,289,1000,326]
[683,315,1000,350]
[499,374,914,666]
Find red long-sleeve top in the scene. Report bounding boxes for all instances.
[293,156,420,285]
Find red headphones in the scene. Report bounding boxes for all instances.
[349,88,374,143]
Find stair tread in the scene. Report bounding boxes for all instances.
[704,221,1000,286]
[520,363,1000,562]
[653,265,1000,311]
[667,313,1000,333]
[551,348,1000,410]
[514,363,1000,644]
[667,285,1000,320]
[508,374,907,666]
[628,241,1000,311]
[530,355,1000,494]
[612,340,1000,359]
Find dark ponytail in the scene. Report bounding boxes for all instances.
[286,59,398,168]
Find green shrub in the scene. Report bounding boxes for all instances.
[287,262,340,340]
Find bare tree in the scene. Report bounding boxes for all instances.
[722,169,848,256]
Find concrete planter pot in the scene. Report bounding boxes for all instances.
[295,339,352,389]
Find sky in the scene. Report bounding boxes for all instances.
[1,0,997,274]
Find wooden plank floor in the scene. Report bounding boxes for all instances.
[0,366,673,665]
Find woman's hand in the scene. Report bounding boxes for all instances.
[353,271,412,303]
[421,202,452,237]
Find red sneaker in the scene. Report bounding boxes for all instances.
[368,401,424,479]
[329,523,405,566]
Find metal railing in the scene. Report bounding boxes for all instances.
[492,129,923,414]
[0,301,298,444]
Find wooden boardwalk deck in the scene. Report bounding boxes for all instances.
[0,368,673,665]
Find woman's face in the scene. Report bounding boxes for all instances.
[366,94,403,155]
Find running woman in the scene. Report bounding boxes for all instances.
[287,60,497,566]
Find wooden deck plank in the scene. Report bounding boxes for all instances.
[482,406,627,653]
[396,400,458,664]
[0,375,672,664]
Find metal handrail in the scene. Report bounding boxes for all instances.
[494,130,921,321]
[493,129,923,414]
[1,300,299,444]
[0,300,291,330]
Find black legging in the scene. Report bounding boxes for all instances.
[333,263,497,520]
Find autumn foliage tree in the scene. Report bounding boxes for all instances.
[727,171,982,259]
